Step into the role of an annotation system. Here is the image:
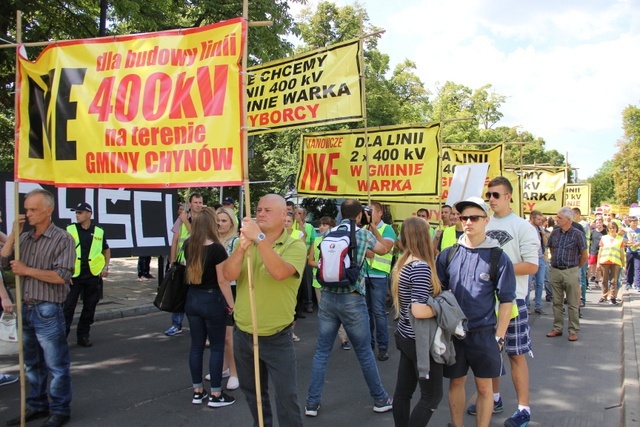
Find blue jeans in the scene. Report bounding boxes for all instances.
[544,260,552,297]
[185,287,227,391]
[307,291,388,406]
[23,302,72,416]
[171,311,184,329]
[629,252,640,290]
[234,326,302,427]
[528,255,546,309]
[580,263,588,301]
[365,276,389,350]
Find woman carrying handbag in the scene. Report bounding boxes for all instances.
[183,208,235,407]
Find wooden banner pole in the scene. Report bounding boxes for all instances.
[241,1,263,425]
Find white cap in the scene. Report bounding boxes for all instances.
[454,196,490,215]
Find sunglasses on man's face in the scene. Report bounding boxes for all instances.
[460,215,487,222]
[485,192,509,200]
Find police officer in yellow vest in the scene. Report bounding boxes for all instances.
[363,202,396,361]
[63,203,110,347]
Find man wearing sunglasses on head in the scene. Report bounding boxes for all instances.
[481,176,540,427]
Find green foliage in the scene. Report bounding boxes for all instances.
[611,105,640,205]
[300,197,339,221]
[588,160,615,208]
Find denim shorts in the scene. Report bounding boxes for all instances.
[444,328,504,379]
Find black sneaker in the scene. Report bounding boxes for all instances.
[378,349,389,361]
[610,298,618,305]
[192,389,209,404]
[373,396,393,413]
[305,402,320,417]
[208,392,235,408]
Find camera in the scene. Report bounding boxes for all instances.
[361,205,372,226]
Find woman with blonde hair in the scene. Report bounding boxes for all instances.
[215,207,240,390]
[184,207,235,407]
[391,216,443,427]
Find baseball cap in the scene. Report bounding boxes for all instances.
[71,202,92,213]
[222,197,235,205]
[454,196,490,215]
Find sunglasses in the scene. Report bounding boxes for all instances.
[460,215,487,222]
[485,192,509,200]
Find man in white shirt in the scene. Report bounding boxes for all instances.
[472,176,539,427]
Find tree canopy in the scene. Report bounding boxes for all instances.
[1,0,609,215]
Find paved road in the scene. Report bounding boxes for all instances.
[1,282,636,426]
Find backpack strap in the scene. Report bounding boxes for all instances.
[349,219,358,266]
[488,247,503,286]
[445,243,459,268]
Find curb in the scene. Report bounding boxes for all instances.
[93,304,159,322]
[623,290,640,426]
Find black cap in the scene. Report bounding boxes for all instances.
[222,197,234,205]
[71,202,92,213]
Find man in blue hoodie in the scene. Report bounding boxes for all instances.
[436,196,516,427]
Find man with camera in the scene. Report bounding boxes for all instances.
[305,199,394,417]
[362,201,396,361]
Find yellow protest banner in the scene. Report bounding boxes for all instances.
[424,144,503,203]
[565,183,591,214]
[503,168,523,217]
[17,19,245,188]
[247,39,362,134]
[521,168,566,215]
[296,123,440,199]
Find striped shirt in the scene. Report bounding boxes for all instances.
[1,223,75,303]
[397,260,434,340]
[548,226,587,269]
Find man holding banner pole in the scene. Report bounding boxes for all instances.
[224,194,307,427]
[1,189,75,427]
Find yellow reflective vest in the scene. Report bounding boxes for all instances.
[67,224,106,277]
[176,222,190,263]
[599,235,624,266]
[440,226,458,251]
[369,223,393,275]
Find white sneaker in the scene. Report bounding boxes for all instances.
[205,373,210,381]
[227,376,239,390]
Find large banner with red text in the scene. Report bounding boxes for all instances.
[296,123,440,200]
[16,19,245,188]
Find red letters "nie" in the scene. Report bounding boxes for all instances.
[300,153,339,192]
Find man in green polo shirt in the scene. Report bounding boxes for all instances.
[224,194,307,427]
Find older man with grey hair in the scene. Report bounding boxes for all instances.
[545,206,588,342]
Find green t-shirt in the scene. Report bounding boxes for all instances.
[234,229,307,336]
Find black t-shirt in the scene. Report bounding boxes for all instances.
[184,242,228,290]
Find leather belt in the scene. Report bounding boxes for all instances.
[552,265,578,270]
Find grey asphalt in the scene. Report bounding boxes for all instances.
[0,257,639,426]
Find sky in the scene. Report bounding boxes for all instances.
[288,0,640,180]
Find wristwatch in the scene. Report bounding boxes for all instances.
[254,233,266,244]
[496,336,505,346]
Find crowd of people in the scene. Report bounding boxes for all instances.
[1,183,639,427]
